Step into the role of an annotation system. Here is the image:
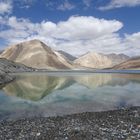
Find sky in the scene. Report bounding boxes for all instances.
[0,0,140,56]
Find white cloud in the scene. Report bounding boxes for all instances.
[0,1,12,14]
[57,0,75,11]
[53,16,123,40]
[125,32,140,46]
[0,16,39,44]
[99,0,140,10]
[0,15,140,56]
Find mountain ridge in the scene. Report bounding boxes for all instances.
[74,52,130,69]
[0,40,73,70]
[112,57,140,70]
[1,39,139,70]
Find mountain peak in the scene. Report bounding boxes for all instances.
[22,39,42,44]
[74,52,130,69]
[74,52,112,69]
[17,39,47,47]
[0,40,73,69]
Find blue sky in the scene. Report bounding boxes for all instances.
[0,0,140,56]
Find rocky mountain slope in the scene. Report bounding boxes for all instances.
[0,58,34,73]
[0,70,14,85]
[74,52,129,69]
[112,57,140,70]
[105,53,130,66]
[0,58,34,85]
[74,52,112,69]
[0,40,73,69]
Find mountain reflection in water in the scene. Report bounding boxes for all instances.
[3,74,74,101]
[0,73,140,120]
[3,73,140,101]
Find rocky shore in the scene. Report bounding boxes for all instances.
[0,70,14,85]
[0,58,34,85]
[0,107,140,140]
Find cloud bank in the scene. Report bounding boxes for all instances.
[0,15,140,56]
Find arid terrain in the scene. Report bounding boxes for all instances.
[0,39,139,71]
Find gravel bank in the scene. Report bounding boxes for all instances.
[0,107,140,140]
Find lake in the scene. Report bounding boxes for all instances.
[0,72,140,120]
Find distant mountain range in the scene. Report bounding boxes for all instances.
[112,57,140,70]
[0,39,139,70]
[105,53,130,66]
[74,52,130,69]
[74,52,112,69]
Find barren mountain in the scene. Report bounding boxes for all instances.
[74,52,112,69]
[74,52,130,69]
[112,57,140,70]
[0,40,73,69]
[105,53,130,66]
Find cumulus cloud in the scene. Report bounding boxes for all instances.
[53,16,123,40]
[99,0,140,10]
[0,1,12,15]
[0,15,140,56]
[0,16,39,44]
[125,32,140,46]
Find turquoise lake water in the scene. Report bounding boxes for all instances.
[0,72,140,120]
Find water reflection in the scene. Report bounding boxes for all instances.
[75,74,112,88]
[3,74,74,101]
[0,73,140,120]
[3,73,140,101]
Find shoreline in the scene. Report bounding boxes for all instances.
[11,69,140,74]
[0,69,138,87]
[1,69,140,86]
[0,107,140,139]
[0,72,15,86]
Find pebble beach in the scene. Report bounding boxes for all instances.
[0,107,140,140]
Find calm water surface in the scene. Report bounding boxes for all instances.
[0,72,140,120]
